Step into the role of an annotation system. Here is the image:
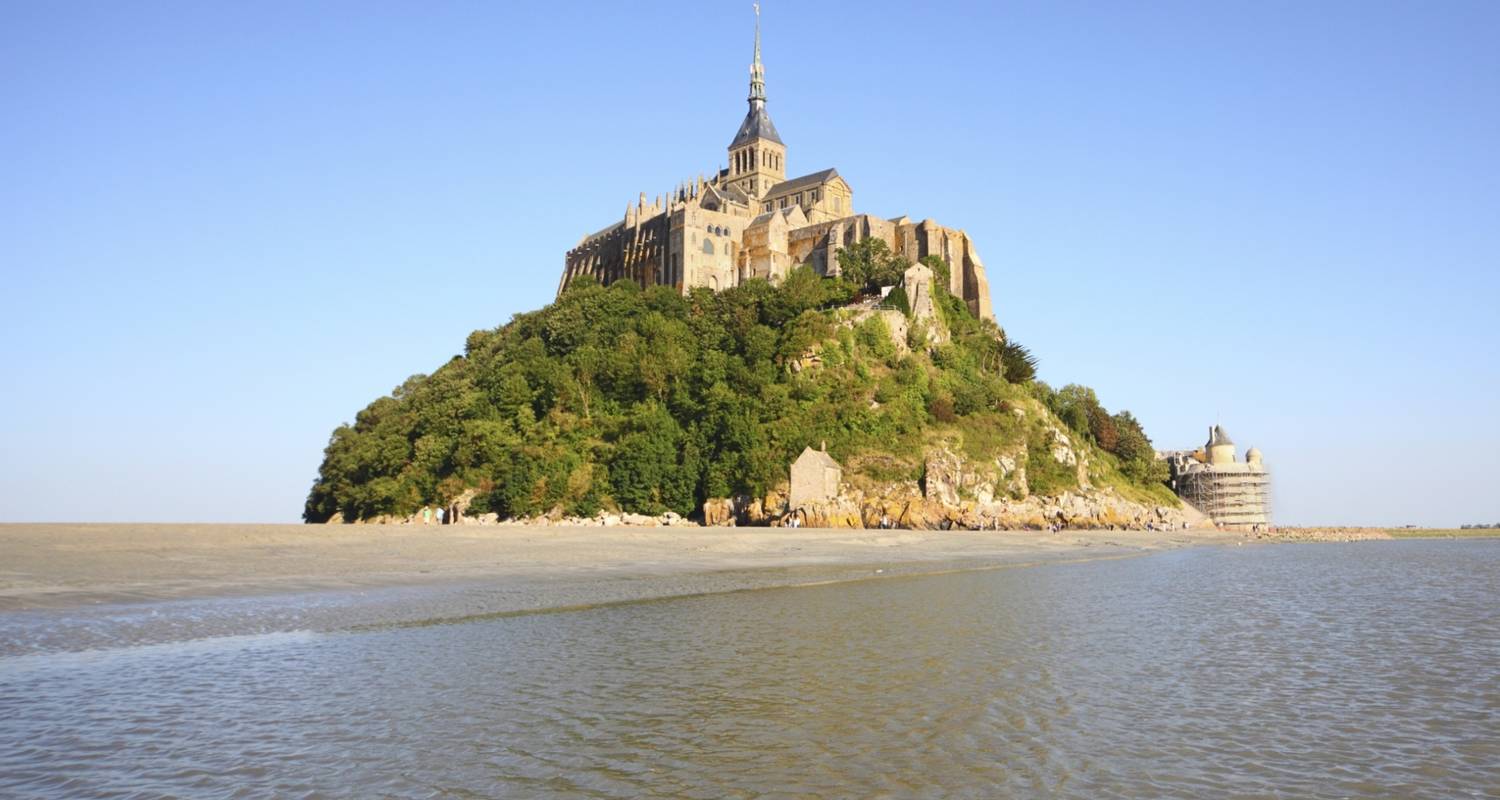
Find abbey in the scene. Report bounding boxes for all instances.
[557,7,995,322]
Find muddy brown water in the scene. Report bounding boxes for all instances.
[1,540,1496,798]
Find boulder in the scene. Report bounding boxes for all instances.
[703,498,736,527]
[622,512,659,527]
[447,488,478,524]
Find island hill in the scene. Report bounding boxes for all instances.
[304,250,1186,530]
[304,9,1190,531]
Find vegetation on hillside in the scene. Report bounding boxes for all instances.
[304,248,1173,522]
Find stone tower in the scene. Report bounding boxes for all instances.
[726,3,785,200]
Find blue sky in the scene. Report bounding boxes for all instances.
[2,1,1496,525]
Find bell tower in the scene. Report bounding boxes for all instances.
[727,3,785,201]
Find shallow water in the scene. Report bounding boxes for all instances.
[2,540,1496,798]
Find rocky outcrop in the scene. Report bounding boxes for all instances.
[922,449,964,506]
[447,488,478,524]
[1250,527,1391,542]
[703,498,736,527]
[782,494,863,528]
[337,439,1180,531]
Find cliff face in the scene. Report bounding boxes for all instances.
[696,431,1187,531]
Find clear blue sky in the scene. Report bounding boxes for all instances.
[2,1,1496,526]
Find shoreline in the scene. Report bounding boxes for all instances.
[0,523,1234,657]
[0,523,1237,612]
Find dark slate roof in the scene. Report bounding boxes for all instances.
[1208,425,1234,447]
[764,168,840,199]
[729,102,783,148]
[579,220,624,245]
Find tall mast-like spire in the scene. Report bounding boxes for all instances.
[749,3,765,104]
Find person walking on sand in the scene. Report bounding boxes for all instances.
[423,507,432,525]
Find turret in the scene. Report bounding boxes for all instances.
[1206,425,1236,466]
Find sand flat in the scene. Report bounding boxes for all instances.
[0,523,1234,611]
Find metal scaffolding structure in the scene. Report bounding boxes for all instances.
[1174,466,1271,528]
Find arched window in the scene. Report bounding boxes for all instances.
[702,238,715,255]
[723,242,730,255]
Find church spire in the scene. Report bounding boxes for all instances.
[749,2,765,104]
[727,1,784,198]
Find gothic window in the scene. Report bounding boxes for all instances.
[702,239,715,255]
[779,198,787,209]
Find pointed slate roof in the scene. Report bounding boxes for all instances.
[729,3,782,148]
[731,103,782,148]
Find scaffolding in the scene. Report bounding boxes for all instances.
[1163,450,1272,529]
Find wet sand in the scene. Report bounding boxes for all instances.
[0,523,1235,612]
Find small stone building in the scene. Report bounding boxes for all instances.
[789,446,842,509]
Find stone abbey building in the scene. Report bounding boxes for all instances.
[557,7,995,322]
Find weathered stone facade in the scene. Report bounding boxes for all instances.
[558,7,995,322]
[789,446,842,510]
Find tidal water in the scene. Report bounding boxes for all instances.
[1,540,1496,799]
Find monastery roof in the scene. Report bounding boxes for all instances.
[795,446,840,470]
[748,205,806,227]
[765,168,840,199]
[578,219,625,247]
[730,103,782,148]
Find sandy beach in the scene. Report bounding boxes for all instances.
[0,523,1236,613]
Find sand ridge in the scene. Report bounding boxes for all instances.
[0,523,1236,611]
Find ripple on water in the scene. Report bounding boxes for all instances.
[1,540,1497,799]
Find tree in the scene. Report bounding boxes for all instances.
[609,403,694,514]
[836,238,906,292]
[999,338,1038,383]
